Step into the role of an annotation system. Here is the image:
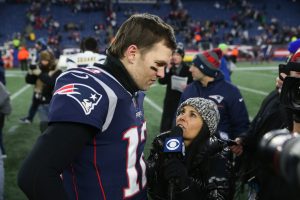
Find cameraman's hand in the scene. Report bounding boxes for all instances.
[276,73,287,93]
[32,68,41,76]
[163,158,189,191]
[229,137,243,156]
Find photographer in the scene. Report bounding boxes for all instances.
[25,50,62,132]
[231,44,300,200]
[147,97,232,200]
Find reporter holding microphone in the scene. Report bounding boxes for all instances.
[146,97,232,200]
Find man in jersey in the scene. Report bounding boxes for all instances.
[66,37,107,69]
[18,13,176,200]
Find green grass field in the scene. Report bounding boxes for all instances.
[3,61,280,200]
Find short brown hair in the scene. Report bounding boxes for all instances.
[108,13,176,58]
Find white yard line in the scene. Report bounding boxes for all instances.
[10,85,31,100]
[237,85,268,96]
[233,66,277,71]
[144,97,163,113]
[7,84,31,134]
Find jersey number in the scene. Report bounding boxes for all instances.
[122,123,147,198]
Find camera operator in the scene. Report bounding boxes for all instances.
[25,50,62,132]
[230,42,300,200]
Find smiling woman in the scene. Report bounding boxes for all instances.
[146,97,233,200]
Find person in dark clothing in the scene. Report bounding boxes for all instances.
[0,53,5,85]
[19,40,49,124]
[25,50,62,132]
[147,97,232,200]
[231,47,300,200]
[18,13,176,200]
[159,42,193,132]
[0,82,12,157]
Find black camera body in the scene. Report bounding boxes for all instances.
[279,62,300,110]
[259,129,300,188]
[29,64,38,70]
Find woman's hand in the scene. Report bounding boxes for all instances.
[229,138,243,156]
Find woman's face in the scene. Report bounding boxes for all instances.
[176,105,203,146]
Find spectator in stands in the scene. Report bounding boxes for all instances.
[147,97,231,200]
[66,37,106,69]
[159,42,192,132]
[18,46,30,71]
[23,50,62,132]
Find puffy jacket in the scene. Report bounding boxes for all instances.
[147,131,233,200]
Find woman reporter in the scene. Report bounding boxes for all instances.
[147,97,232,200]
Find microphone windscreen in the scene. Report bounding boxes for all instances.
[170,126,183,137]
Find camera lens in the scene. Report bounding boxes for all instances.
[259,129,293,171]
[291,81,300,110]
[280,136,300,187]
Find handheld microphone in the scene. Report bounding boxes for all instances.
[163,126,184,200]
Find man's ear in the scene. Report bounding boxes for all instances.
[125,45,138,64]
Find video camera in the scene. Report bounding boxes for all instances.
[279,62,300,110]
[29,64,38,70]
[259,128,300,189]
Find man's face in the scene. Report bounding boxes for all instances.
[171,52,183,65]
[131,41,173,91]
[189,64,206,81]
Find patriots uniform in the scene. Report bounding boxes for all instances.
[66,51,107,69]
[49,67,147,200]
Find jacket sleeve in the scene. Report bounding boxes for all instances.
[18,122,98,200]
[39,70,62,86]
[227,87,250,138]
[25,73,38,84]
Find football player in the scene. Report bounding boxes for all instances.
[18,13,176,200]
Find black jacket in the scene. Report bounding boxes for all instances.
[147,131,232,200]
[158,62,193,132]
[26,69,62,104]
[239,89,298,200]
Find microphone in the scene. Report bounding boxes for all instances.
[163,126,184,200]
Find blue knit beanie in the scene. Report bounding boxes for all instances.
[288,38,300,54]
[192,48,222,77]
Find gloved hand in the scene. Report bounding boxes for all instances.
[163,158,189,191]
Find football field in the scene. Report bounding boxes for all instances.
[3,61,279,200]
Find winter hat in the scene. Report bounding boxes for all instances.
[288,38,300,54]
[40,50,53,61]
[192,48,222,77]
[289,48,300,63]
[174,42,185,58]
[176,97,220,135]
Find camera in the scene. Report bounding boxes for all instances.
[29,64,38,70]
[279,62,300,110]
[259,128,300,188]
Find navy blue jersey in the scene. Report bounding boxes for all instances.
[49,67,147,200]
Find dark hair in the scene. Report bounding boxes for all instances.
[81,37,98,53]
[108,13,176,58]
